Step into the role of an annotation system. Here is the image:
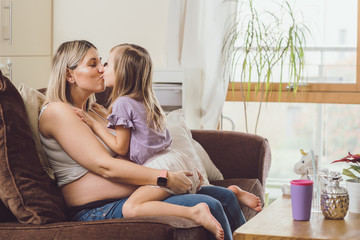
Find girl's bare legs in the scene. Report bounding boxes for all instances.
[123,186,224,240]
[227,185,262,212]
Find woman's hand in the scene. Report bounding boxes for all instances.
[73,108,96,129]
[167,171,193,194]
[196,168,205,191]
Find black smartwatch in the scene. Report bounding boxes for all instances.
[157,169,168,187]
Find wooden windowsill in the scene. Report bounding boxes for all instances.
[226,90,360,104]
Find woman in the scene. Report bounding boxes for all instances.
[39,40,246,240]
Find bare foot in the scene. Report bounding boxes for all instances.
[192,203,224,240]
[228,185,262,212]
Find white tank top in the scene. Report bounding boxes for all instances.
[39,104,116,187]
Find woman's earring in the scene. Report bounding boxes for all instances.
[68,78,75,84]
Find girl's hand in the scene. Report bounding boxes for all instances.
[167,171,193,194]
[91,103,108,119]
[72,108,96,128]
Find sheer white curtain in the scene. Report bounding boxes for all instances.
[166,0,234,129]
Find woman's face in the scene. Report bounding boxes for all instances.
[103,50,116,87]
[70,47,105,94]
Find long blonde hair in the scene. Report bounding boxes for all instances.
[46,40,97,109]
[108,43,166,131]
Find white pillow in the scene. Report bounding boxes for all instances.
[166,109,210,186]
[191,139,224,181]
[166,109,224,182]
[18,84,55,180]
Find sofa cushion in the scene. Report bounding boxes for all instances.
[0,216,207,240]
[0,71,67,224]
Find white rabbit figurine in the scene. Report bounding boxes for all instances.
[281,149,318,196]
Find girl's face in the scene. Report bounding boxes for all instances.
[70,47,105,94]
[103,51,116,87]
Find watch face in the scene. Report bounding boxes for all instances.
[157,177,167,187]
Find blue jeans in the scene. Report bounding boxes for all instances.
[197,186,246,233]
[72,186,246,240]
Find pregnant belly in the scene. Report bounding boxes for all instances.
[61,172,138,207]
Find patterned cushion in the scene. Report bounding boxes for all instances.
[0,71,67,224]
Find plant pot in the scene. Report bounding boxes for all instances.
[346,179,360,213]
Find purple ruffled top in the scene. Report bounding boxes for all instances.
[107,96,171,165]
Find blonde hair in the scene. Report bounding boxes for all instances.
[46,40,97,108]
[109,43,166,131]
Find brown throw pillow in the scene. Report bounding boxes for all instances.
[0,71,67,224]
[0,199,16,222]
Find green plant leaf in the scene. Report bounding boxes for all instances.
[222,0,308,133]
[343,168,359,179]
[349,165,360,175]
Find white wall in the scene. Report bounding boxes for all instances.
[53,0,203,128]
[53,0,169,68]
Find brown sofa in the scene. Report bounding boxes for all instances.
[0,71,271,240]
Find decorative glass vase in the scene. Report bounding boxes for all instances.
[320,172,349,219]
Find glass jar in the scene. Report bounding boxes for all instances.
[320,172,349,219]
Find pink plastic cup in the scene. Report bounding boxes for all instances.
[290,179,313,221]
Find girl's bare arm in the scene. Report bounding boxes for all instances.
[73,107,130,156]
[90,123,130,156]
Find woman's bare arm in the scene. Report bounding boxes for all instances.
[39,102,192,194]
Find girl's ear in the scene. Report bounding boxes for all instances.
[66,68,75,84]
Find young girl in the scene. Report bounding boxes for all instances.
[75,43,260,240]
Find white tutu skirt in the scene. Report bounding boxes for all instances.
[144,148,201,195]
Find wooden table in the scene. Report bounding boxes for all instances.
[233,196,360,240]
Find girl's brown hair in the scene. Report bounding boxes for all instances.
[108,43,166,131]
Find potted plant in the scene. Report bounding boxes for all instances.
[222,0,309,133]
[331,153,360,213]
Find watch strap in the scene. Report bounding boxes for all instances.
[159,169,167,178]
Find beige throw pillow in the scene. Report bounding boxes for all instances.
[167,109,210,186]
[18,84,55,180]
[167,109,224,182]
[191,139,224,181]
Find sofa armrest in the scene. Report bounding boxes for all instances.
[191,130,271,188]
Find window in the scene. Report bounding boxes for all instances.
[227,0,360,104]
[223,0,360,201]
[222,101,360,200]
